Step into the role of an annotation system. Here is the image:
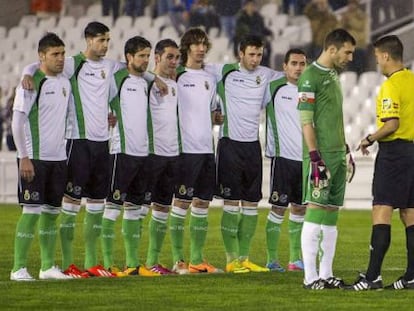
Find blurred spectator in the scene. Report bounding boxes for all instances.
[304,0,338,61]
[102,0,120,21]
[329,0,347,10]
[234,0,273,66]
[31,0,62,17]
[340,0,368,74]
[0,88,3,151]
[169,0,190,36]
[214,0,242,41]
[124,0,145,17]
[188,0,220,33]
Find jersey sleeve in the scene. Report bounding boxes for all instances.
[21,62,40,77]
[204,63,223,82]
[62,57,75,78]
[262,84,272,109]
[108,75,118,110]
[378,81,399,121]
[12,86,36,115]
[297,71,316,111]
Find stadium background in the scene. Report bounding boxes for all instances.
[1,0,414,207]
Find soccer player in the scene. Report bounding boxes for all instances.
[10,33,72,281]
[264,49,307,272]
[170,27,223,274]
[346,35,414,291]
[298,28,355,289]
[101,36,161,277]
[144,39,181,274]
[205,35,283,273]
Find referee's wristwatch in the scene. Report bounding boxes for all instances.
[365,134,374,146]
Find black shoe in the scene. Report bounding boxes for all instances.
[303,279,324,290]
[322,276,346,289]
[343,273,383,291]
[384,276,414,290]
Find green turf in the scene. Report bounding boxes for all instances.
[1,204,412,311]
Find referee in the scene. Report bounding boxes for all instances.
[347,35,414,290]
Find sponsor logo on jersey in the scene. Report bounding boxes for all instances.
[183,83,195,87]
[45,91,55,95]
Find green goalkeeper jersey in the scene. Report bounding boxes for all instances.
[297,61,346,153]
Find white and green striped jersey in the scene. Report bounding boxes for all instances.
[265,77,302,161]
[176,66,217,154]
[64,54,122,142]
[205,63,283,142]
[13,70,71,161]
[148,76,179,156]
[109,68,149,156]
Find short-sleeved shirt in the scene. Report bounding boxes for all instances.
[148,76,179,157]
[13,70,71,161]
[297,62,345,153]
[376,68,414,142]
[206,63,283,142]
[109,68,149,157]
[176,66,217,154]
[265,77,302,161]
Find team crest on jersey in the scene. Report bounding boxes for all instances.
[256,76,261,85]
[113,190,121,201]
[66,182,73,193]
[179,185,187,195]
[172,87,176,96]
[204,81,209,90]
[62,87,67,97]
[24,190,30,201]
[101,70,106,79]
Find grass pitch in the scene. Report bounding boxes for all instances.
[1,204,413,311]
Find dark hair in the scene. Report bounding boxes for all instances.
[323,28,356,50]
[179,27,211,65]
[155,39,179,56]
[38,32,65,53]
[84,21,109,38]
[373,35,403,62]
[284,48,306,64]
[238,34,264,53]
[124,36,152,63]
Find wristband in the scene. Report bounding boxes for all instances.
[309,150,321,162]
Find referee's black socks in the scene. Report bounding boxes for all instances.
[366,224,391,281]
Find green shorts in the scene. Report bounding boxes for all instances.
[302,151,346,207]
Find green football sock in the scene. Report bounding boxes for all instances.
[101,218,116,268]
[146,211,168,267]
[122,218,141,268]
[59,211,76,270]
[169,206,187,263]
[84,209,103,269]
[288,214,304,263]
[221,206,240,262]
[12,210,40,271]
[238,208,258,258]
[189,207,208,265]
[39,208,59,271]
[266,211,283,264]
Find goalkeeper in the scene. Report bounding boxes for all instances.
[297,28,356,290]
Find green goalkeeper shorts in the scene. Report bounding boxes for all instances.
[302,151,347,207]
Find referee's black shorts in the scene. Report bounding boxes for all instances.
[373,139,414,208]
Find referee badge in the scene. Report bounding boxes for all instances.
[24,190,30,201]
[62,87,67,97]
[204,81,209,90]
[256,76,261,85]
[172,87,176,96]
[101,70,106,79]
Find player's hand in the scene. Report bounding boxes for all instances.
[356,134,374,156]
[21,75,34,90]
[108,112,117,128]
[154,76,168,96]
[19,157,35,182]
[346,144,355,183]
[213,111,224,125]
[309,150,330,188]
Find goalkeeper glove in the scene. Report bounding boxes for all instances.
[346,144,355,183]
[309,150,330,188]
